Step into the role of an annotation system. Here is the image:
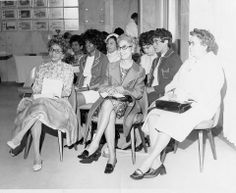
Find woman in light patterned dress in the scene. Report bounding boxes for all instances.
[7,37,77,171]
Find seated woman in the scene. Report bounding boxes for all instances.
[75,29,109,141]
[130,28,225,180]
[7,37,77,171]
[105,33,120,63]
[78,34,146,174]
[139,30,157,82]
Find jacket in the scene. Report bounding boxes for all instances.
[84,61,146,141]
[76,49,109,90]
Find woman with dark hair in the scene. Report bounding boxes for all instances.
[130,28,224,180]
[7,37,77,171]
[139,30,157,81]
[78,34,145,174]
[105,33,120,63]
[75,29,109,141]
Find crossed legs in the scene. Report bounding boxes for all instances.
[134,114,171,173]
[86,100,115,155]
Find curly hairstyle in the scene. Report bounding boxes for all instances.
[117,34,135,46]
[153,28,173,48]
[69,34,84,47]
[190,28,218,55]
[139,30,155,47]
[82,29,106,53]
[48,36,69,54]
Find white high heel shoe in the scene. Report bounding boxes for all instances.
[7,140,20,149]
[33,161,43,172]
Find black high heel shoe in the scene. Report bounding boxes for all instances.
[77,150,89,159]
[130,164,166,180]
[79,149,101,164]
[144,164,166,178]
[104,159,117,174]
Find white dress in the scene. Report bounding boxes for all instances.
[142,52,224,142]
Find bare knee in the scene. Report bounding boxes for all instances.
[77,93,86,106]
[101,100,113,112]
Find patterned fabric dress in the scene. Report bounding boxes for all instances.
[13,62,77,146]
[109,66,130,118]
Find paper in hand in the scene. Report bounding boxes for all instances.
[41,78,63,98]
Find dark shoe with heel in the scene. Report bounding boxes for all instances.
[77,150,89,159]
[130,164,166,180]
[144,164,166,178]
[104,159,117,174]
[79,149,101,164]
[130,169,146,180]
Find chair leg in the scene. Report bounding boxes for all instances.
[174,141,178,154]
[207,129,217,160]
[198,130,205,172]
[58,130,63,162]
[130,127,136,164]
[138,125,148,153]
[24,131,32,159]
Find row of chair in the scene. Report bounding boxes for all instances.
[18,68,220,172]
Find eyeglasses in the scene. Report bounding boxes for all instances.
[118,45,132,50]
[49,48,62,54]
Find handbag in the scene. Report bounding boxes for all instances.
[154,100,192,113]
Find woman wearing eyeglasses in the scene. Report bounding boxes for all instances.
[130,28,224,180]
[7,37,77,171]
[78,34,146,174]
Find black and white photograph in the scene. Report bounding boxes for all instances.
[32,20,48,30]
[1,0,17,8]
[18,9,31,19]
[1,1,236,193]
[18,20,31,30]
[2,20,17,31]
[49,19,64,31]
[18,0,31,7]
[33,8,47,19]
[2,9,17,19]
[33,0,47,7]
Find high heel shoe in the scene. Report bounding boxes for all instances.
[130,169,146,180]
[7,140,20,150]
[144,164,166,178]
[104,159,117,174]
[33,160,43,172]
[79,149,101,164]
[77,150,89,159]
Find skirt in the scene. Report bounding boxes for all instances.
[13,97,77,146]
[141,102,215,142]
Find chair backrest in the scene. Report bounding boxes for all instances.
[212,106,221,128]
[23,66,37,87]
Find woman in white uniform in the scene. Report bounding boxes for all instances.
[130,28,225,180]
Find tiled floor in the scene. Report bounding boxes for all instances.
[0,84,236,193]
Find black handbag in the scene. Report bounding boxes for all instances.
[154,100,192,113]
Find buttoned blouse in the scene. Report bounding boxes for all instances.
[32,61,74,97]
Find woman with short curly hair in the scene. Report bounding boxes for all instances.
[130,28,224,180]
[7,37,77,172]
